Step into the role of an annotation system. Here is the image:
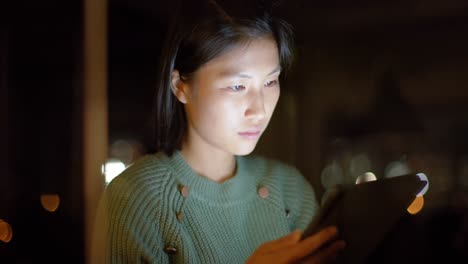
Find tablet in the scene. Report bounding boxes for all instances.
[302,173,429,264]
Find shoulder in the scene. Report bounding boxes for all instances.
[96,153,176,261]
[107,153,170,190]
[104,152,177,211]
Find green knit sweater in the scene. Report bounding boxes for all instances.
[94,151,318,263]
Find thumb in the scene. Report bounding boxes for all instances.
[281,229,302,242]
[289,229,303,242]
[270,229,302,250]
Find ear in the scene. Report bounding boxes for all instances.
[171,70,189,104]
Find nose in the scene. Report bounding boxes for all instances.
[244,89,266,122]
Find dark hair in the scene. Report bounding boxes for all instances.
[153,0,295,155]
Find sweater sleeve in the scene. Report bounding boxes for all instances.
[91,172,170,264]
[283,166,320,232]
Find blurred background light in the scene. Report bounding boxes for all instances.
[0,219,13,243]
[416,173,429,197]
[321,160,344,189]
[102,158,126,184]
[385,160,411,178]
[407,196,424,215]
[355,172,377,184]
[40,194,61,212]
[110,139,135,165]
[350,153,372,179]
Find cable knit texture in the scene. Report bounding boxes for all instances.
[96,151,318,263]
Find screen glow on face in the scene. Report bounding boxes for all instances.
[181,38,281,156]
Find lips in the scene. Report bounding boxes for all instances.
[238,130,261,140]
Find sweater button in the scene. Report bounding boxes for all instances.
[179,185,190,197]
[164,246,177,255]
[285,209,291,218]
[258,186,269,199]
[176,211,183,222]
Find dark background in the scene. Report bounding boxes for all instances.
[2,0,468,262]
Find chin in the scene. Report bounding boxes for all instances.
[233,143,257,156]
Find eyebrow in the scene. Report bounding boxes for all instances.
[219,65,282,79]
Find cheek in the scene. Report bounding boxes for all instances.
[220,99,245,121]
[265,88,280,114]
[192,92,241,126]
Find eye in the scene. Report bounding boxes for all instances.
[228,85,246,91]
[264,80,278,88]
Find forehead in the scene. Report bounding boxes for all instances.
[197,38,280,77]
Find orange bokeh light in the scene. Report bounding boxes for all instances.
[407,195,424,215]
[0,219,13,243]
[40,194,60,212]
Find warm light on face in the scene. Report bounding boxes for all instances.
[407,196,424,215]
[0,219,13,243]
[40,194,60,212]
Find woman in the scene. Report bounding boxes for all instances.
[93,1,345,263]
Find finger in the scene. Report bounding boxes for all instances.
[285,226,339,262]
[264,230,302,253]
[302,240,346,264]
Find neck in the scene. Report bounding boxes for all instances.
[180,139,236,183]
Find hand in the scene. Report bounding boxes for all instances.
[246,226,346,264]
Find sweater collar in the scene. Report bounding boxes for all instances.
[163,150,258,205]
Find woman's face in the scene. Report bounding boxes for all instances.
[176,38,281,156]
